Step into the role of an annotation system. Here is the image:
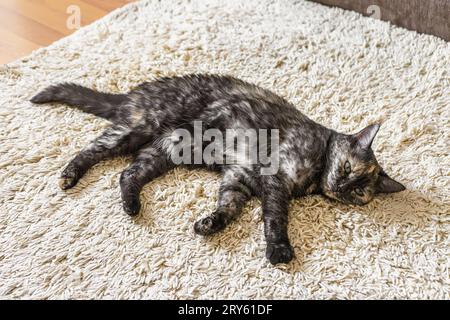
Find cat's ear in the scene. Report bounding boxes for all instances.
[354,123,380,149]
[375,170,406,194]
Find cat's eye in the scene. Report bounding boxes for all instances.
[344,161,351,174]
[354,187,364,196]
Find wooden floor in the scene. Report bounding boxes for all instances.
[0,0,134,65]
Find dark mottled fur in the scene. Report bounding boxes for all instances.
[31,74,405,265]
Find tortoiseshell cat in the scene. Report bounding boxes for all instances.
[31,74,405,265]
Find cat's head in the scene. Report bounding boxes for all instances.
[321,123,405,205]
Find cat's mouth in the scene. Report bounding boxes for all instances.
[323,189,372,206]
[323,189,341,201]
[323,189,352,205]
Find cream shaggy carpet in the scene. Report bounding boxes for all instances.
[0,0,449,300]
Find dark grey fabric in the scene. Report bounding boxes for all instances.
[310,0,450,41]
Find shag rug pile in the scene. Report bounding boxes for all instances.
[0,0,448,299]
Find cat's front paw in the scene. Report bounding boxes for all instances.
[59,166,81,190]
[194,216,225,236]
[266,242,294,265]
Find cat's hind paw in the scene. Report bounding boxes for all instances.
[194,216,225,236]
[122,197,141,216]
[266,242,294,265]
[59,168,80,190]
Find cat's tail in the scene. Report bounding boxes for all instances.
[30,83,128,122]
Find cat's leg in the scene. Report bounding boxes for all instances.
[60,125,141,190]
[120,143,174,216]
[261,175,294,265]
[194,168,252,236]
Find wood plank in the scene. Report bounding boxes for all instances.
[42,0,108,26]
[0,0,133,65]
[0,0,74,36]
[0,27,40,63]
[0,5,64,47]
